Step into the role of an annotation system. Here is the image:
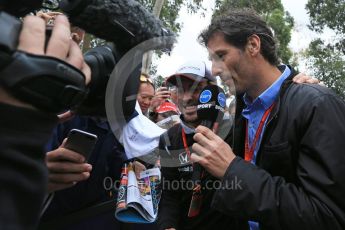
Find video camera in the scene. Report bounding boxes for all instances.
[0,0,175,115]
[0,0,44,17]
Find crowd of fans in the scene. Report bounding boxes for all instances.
[1,4,345,230]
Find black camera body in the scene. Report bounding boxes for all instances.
[59,0,176,117]
[1,0,44,17]
[78,45,117,116]
[0,0,175,115]
[0,11,88,113]
[0,12,21,68]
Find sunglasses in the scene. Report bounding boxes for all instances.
[140,74,154,85]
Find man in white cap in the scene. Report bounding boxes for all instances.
[164,60,216,127]
[157,60,240,230]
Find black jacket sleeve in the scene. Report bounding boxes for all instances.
[157,131,182,230]
[157,166,182,230]
[212,92,345,230]
[0,103,57,230]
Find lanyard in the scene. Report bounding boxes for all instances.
[181,128,205,177]
[181,128,191,158]
[244,103,275,162]
[182,128,204,217]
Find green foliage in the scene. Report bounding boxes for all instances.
[305,39,345,99]
[215,0,284,14]
[135,0,205,77]
[305,0,345,99]
[153,75,165,88]
[149,62,158,76]
[306,0,345,54]
[306,0,345,34]
[84,0,205,51]
[136,0,182,32]
[136,0,205,33]
[267,9,294,64]
[213,0,294,64]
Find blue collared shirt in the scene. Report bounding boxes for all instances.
[242,65,291,230]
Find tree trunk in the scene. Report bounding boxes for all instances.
[141,0,165,75]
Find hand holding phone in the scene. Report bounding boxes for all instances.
[150,87,172,110]
[46,129,96,192]
[156,87,172,99]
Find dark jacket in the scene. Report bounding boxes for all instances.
[212,69,345,230]
[40,116,126,229]
[157,124,246,230]
[0,103,57,230]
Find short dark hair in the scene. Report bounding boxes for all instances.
[199,8,280,66]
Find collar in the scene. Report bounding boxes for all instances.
[243,65,291,110]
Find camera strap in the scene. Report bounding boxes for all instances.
[0,51,88,113]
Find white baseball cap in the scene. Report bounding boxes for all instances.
[166,60,216,86]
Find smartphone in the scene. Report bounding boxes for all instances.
[64,129,98,161]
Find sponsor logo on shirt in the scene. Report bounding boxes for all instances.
[178,152,189,164]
